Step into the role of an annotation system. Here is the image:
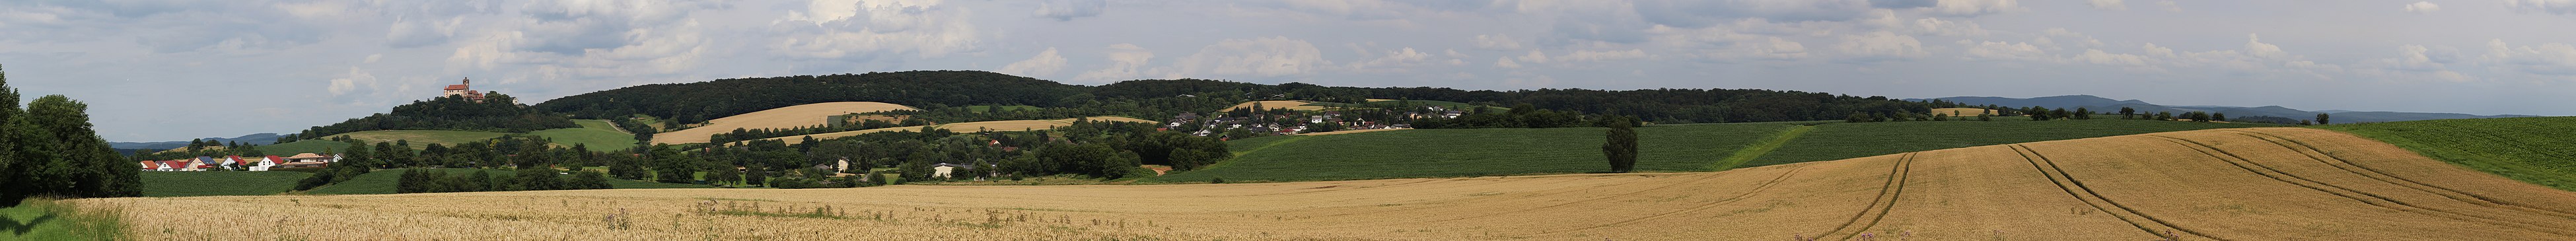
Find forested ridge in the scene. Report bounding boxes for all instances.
[536,71,1962,125]
[281,93,576,141]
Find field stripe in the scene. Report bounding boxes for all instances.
[1816,152,1914,240]
[1418,170,1753,223]
[2149,135,2576,236]
[2013,145,2219,241]
[1505,164,1810,238]
[2223,130,2576,219]
[1709,125,1815,171]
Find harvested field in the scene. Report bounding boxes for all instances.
[1221,100,1325,112]
[653,102,916,144]
[752,116,1155,145]
[90,128,2576,240]
[1291,128,1408,136]
[1930,108,1995,117]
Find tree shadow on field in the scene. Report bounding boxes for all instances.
[0,213,57,236]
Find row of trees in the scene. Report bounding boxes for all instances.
[283,94,578,142]
[0,66,144,205]
[394,169,612,193]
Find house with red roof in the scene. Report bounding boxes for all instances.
[138,160,160,170]
[443,77,487,102]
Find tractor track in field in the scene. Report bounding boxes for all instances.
[1816,152,1915,240]
[2149,135,2576,236]
[1503,164,1812,238]
[2012,145,2220,241]
[2223,130,2576,220]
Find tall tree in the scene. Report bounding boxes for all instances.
[2118,107,2137,120]
[2315,113,2331,125]
[1602,116,1639,173]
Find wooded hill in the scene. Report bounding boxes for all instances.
[533,70,1968,126]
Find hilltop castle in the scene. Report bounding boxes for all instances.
[443,77,486,102]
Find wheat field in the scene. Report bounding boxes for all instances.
[651,102,917,145]
[1929,108,1995,117]
[750,116,1157,145]
[90,128,2576,240]
[1221,100,1326,112]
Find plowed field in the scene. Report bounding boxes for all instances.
[91,128,2576,240]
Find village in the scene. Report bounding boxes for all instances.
[135,153,341,172]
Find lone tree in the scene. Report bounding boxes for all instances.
[2118,107,2137,120]
[2315,113,2331,125]
[1602,116,1639,173]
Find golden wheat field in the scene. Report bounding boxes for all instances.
[1929,108,1995,117]
[750,116,1158,145]
[652,102,917,145]
[89,128,2576,240]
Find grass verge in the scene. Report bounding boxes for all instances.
[0,198,126,241]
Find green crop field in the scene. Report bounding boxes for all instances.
[1740,119,2280,167]
[304,168,709,195]
[1143,123,1796,183]
[2312,117,2576,191]
[138,171,313,197]
[324,129,512,146]
[1149,119,2277,183]
[529,120,641,151]
[256,139,353,155]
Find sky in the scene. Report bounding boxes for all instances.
[2,0,2573,142]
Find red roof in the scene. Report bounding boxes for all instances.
[445,85,470,90]
[139,161,158,169]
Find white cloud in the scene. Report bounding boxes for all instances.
[1349,47,1434,70]
[1517,50,1552,64]
[1757,37,1810,60]
[1910,17,1989,37]
[1558,49,1650,62]
[2507,0,2576,15]
[2245,34,2288,59]
[2088,0,2127,11]
[1929,0,2024,16]
[1493,57,1523,68]
[2155,0,2180,12]
[1173,36,1330,77]
[1836,31,1926,61]
[1001,48,1067,77]
[2483,39,2576,75]
[1473,34,1523,50]
[326,66,377,96]
[1034,0,1106,20]
[1960,41,2048,61]
[2404,1,2441,13]
[2073,49,2153,67]
[775,0,982,60]
[1075,44,1157,82]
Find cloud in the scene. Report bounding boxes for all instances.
[1074,44,1157,82]
[1835,31,1926,62]
[1911,17,1989,37]
[1001,48,1067,77]
[1960,41,2048,61]
[1173,36,1330,77]
[1756,37,1810,60]
[2089,0,2127,11]
[2244,34,2288,59]
[1474,34,1523,50]
[2155,0,2181,12]
[1928,0,2024,16]
[775,0,983,60]
[1034,0,1106,20]
[2507,0,2576,15]
[2404,1,2440,13]
[2483,39,2576,75]
[1559,49,1651,62]
[1493,57,1522,68]
[1516,50,1552,64]
[326,66,377,96]
[1628,0,1880,26]
[1349,47,1434,71]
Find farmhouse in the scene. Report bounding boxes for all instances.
[931,163,978,179]
[278,153,340,168]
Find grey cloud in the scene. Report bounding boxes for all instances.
[1034,0,1106,20]
[1631,0,1879,27]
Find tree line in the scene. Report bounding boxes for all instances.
[281,94,577,142]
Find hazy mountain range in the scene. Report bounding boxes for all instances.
[1910,95,2538,123]
[108,133,281,151]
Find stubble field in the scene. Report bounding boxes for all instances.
[651,102,917,145]
[87,128,2576,240]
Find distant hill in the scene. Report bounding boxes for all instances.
[1909,94,2536,123]
[109,133,282,151]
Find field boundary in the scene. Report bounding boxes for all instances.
[2148,135,2575,236]
[2223,130,2576,219]
[2013,144,2216,240]
[1709,125,1814,171]
[1508,164,1811,238]
[1818,153,1914,240]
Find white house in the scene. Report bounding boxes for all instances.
[249,155,283,171]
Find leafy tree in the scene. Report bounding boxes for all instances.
[2073,108,2092,120]
[2211,113,2227,122]
[513,167,561,191]
[1602,117,1639,173]
[2119,107,2137,120]
[567,171,614,189]
[2315,113,2330,125]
